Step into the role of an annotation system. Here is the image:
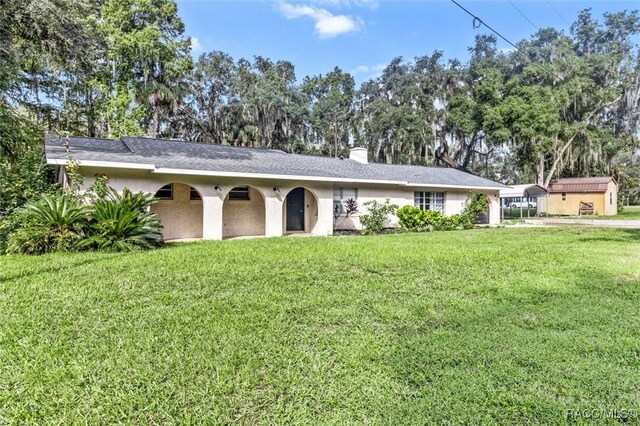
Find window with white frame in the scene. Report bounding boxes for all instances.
[333,188,358,214]
[414,191,446,213]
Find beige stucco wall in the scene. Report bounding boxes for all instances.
[222,186,266,238]
[72,166,501,240]
[333,186,500,230]
[150,183,203,240]
[73,167,334,240]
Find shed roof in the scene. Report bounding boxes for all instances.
[547,177,615,193]
[44,134,508,190]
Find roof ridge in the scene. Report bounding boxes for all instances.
[122,136,289,155]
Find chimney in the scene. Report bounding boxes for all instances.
[349,147,368,164]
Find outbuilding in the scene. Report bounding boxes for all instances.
[540,177,617,216]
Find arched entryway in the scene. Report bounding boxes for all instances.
[150,183,203,240]
[222,185,266,238]
[283,187,319,234]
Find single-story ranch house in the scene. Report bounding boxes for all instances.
[44,135,507,240]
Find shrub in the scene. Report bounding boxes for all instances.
[461,190,489,227]
[0,149,58,217]
[334,198,359,222]
[5,194,88,254]
[79,198,163,252]
[423,210,443,228]
[80,188,162,252]
[344,198,358,217]
[3,186,163,255]
[397,205,426,231]
[359,199,399,235]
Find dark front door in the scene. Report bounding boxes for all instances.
[286,188,305,231]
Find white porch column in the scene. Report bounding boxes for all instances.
[488,192,500,225]
[202,196,224,240]
[313,196,334,236]
[264,195,284,237]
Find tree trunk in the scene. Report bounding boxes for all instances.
[149,108,159,139]
[543,96,621,188]
[536,151,545,186]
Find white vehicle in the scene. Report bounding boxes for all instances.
[509,200,536,208]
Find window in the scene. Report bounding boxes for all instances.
[562,192,567,201]
[190,187,202,201]
[333,188,358,214]
[414,191,445,213]
[155,184,173,200]
[228,186,250,200]
[610,192,613,205]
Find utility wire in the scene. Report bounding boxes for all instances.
[545,0,570,26]
[507,0,538,31]
[449,0,555,75]
[450,0,523,54]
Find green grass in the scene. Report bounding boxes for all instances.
[544,205,640,221]
[1,228,640,424]
[608,205,640,220]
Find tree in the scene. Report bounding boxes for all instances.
[302,67,355,157]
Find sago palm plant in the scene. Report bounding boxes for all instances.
[7,194,88,254]
[80,195,163,252]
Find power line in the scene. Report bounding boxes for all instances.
[449,0,555,75]
[545,0,571,26]
[507,0,538,31]
[449,0,523,54]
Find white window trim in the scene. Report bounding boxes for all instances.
[333,188,358,215]
[414,191,446,214]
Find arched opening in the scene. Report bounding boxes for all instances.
[283,187,319,234]
[150,183,203,240]
[222,185,266,238]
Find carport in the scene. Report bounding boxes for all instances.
[500,184,549,220]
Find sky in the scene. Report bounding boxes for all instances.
[176,0,640,84]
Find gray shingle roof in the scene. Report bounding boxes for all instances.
[44,134,507,189]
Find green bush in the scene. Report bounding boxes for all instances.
[461,190,489,226]
[423,210,443,228]
[0,149,58,217]
[397,207,473,232]
[462,190,489,216]
[79,197,163,252]
[5,194,88,254]
[359,199,399,235]
[397,205,426,231]
[4,186,163,255]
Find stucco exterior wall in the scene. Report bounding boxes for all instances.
[73,167,334,240]
[72,166,501,240]
[333,186,500,230]
[304,188,319,233]
[150,183,203,240]
[222,186,265,238]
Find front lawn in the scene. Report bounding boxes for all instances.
[1,228,639,424]
[545,205,640,221]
